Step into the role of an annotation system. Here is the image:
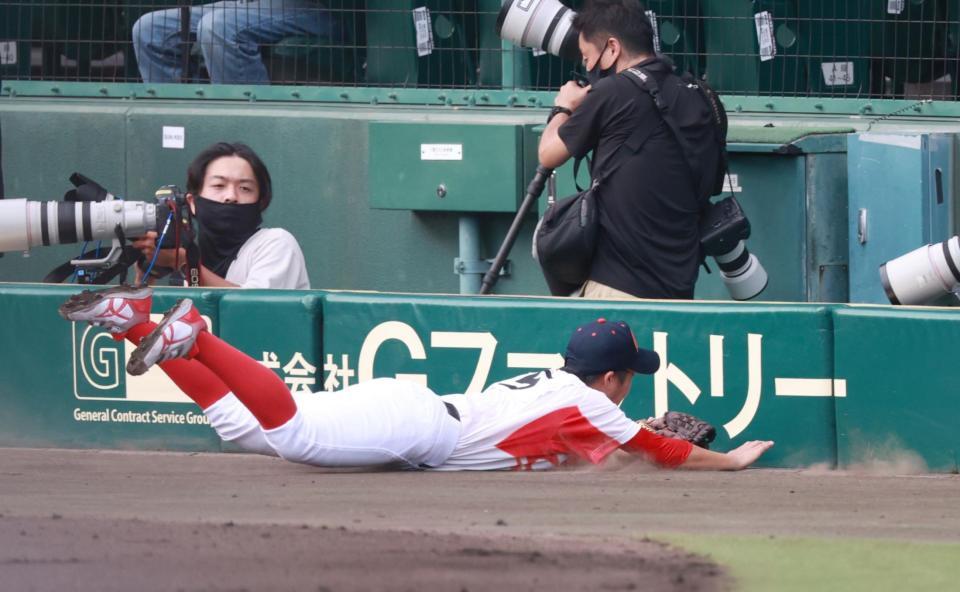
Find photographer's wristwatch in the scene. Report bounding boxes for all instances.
[547,106,573,123]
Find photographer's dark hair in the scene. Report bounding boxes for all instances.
[573,0,655,57]
[187,142,273,211]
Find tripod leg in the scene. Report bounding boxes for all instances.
[480,166,553,295]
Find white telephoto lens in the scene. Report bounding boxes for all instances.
[0,199,159,253]
[0,199,31,252]
[881,236,960,305]
[497,0,581,61]
[713,240,769,301]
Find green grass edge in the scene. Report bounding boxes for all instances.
[656,533,960,592]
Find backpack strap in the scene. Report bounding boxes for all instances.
[575,77,668,192]
[622,66,718,273]
[573,154,590,192]
[624,66,733,203]
[623,66,700,187]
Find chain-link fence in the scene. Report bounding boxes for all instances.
[0,1,957,99]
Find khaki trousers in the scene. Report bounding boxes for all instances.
[579,280,639,300]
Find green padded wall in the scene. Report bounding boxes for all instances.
[2,283,958,472]
[219,290,324,395]
[0,284,223,451]
[322,292,839,467]
[834,306,960,472]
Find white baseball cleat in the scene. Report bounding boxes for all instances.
[126,298,206,376]
[58,285,153,336]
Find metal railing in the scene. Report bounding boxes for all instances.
[0,1,957,100]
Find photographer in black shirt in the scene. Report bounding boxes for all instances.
[538,0,718,300]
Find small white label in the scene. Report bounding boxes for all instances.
[421,143,462,161]
[0,41,17,66]
[722,174,743,193]
[531,47,547,57]
[755,11,776,62]
[412,7,434,57]
[646,11,661,54]
[821,61,855,86]
[162,126,185,150]
[887,0,905,15]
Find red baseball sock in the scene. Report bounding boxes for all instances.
[193,331,298,430]
[126,323,229,410]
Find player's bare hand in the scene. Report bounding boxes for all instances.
[725,440,774,470]
[555,81,591,112]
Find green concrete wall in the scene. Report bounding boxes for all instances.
[0,99,550,296]
[0,97,859,302]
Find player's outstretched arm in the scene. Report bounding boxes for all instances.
[678,440,774,471]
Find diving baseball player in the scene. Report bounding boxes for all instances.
[59,286,773,471]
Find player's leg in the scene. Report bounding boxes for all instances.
[59,286,228,408]
[127,298,298,430]
[197,0,333,84]
[127,298,335,463]
[59,287,273,454]
[114,294,475,470]
[128,299,463,468]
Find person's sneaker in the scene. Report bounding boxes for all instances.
[127,298,206,376]
[58,285,153,337]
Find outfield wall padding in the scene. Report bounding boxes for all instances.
[0,285,224,451]
[834,306,960,472]
[0,283,955,470]
[321,292,837,468]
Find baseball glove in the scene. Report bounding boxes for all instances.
[643,411,717,449]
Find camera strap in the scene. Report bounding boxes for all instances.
[182,230,201,288]
[164,197,201,288]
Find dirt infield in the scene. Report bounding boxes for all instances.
[1,448,958,591]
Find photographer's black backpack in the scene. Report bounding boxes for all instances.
[624,62,750,260]
[623,61,728,201]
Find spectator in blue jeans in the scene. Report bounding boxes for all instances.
[133,0,334,84]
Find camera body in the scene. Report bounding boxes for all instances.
[698,196,768,301]
[699,196,751,258]
[152,185,191,249]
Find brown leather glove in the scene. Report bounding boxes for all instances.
[643,411,717,449]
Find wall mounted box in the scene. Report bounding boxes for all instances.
[369,122,524,212]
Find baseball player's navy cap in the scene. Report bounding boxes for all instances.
[563,319,660,376]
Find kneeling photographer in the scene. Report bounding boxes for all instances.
[134,142,310,289]
[537,0,719,300]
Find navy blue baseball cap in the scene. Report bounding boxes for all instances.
[563,319,660,376]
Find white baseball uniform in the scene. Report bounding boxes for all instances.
[203,369,686,470]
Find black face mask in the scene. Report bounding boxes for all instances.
[193,196,262,278]
[585,51,616,85]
